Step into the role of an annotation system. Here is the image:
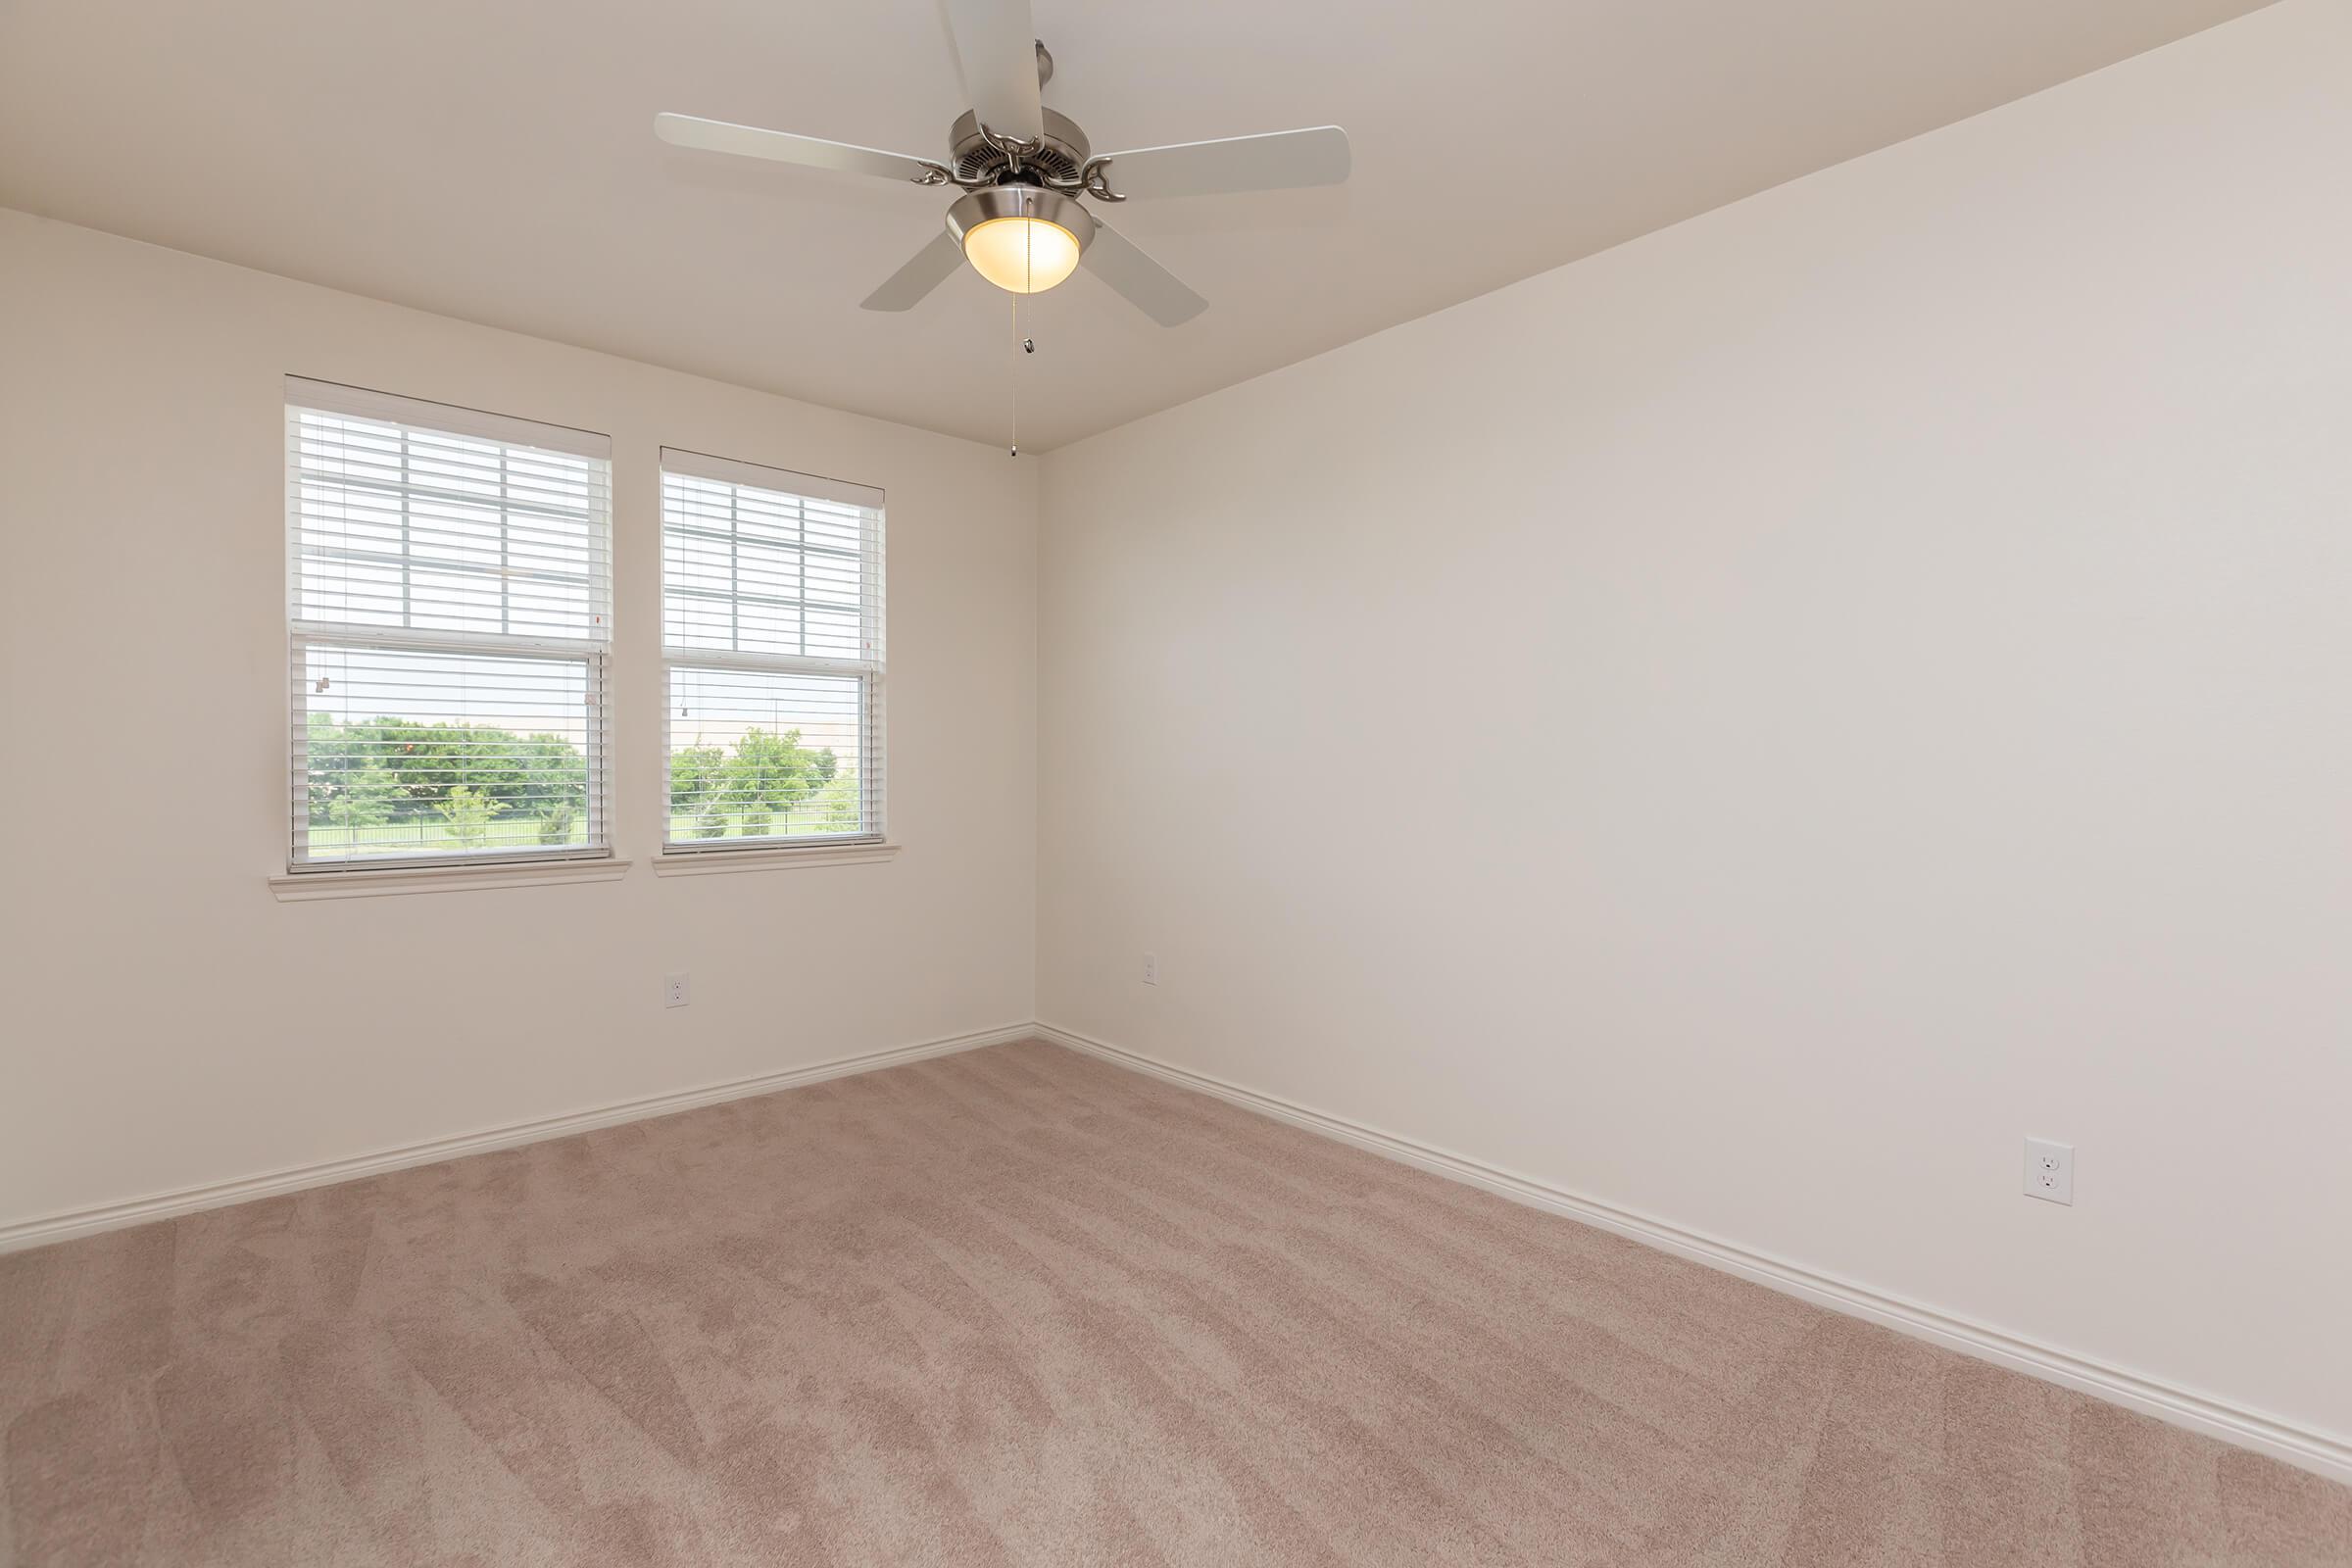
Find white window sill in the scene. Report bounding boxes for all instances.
[652,841,900,876]
[270,857,631,902]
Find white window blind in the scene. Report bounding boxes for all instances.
[286,378,613,870]
[660,449,885,849]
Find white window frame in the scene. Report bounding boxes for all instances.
[658,448,886,854]
[284,377,614,874]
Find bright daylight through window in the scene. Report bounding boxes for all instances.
[285,379,613,870]
[661,450,885,849]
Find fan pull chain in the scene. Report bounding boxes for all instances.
[1009,288,1019,458]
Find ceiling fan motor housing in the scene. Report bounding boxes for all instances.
[948,108,1093,187]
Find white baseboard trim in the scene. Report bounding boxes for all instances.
[1036,1020,2352,1487]
[0,1022,1035,1255]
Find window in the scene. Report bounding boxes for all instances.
[285,378,612,870]
[661,450,884,850]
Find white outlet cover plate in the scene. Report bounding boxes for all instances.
[2024,1137,2074,1205]
[664,972,690,1008]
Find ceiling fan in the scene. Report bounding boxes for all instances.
[654,0,1350,327]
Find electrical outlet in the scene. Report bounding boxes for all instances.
[1141,953,1158,986]
[2024,1138,2073,1205]
[664,973,690,1009]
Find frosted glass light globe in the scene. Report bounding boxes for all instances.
[962,215,1083,294]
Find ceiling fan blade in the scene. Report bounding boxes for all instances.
[654,113,937,184]
[1083,221,1207,327]
[860,231,964,312]
[1094,125,1350,200]
[938,0,1043,140]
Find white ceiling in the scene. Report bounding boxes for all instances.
[0,0,2268,451]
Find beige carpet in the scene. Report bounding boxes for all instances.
[2,1041,2344,1566]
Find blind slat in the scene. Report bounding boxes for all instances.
[287,376,612,460]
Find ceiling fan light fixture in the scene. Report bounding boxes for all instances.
[965,218,1082,294]
[947,185,1095,295]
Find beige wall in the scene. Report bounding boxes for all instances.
[0,209,1036,1230]
[1037,0,2352,1446]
